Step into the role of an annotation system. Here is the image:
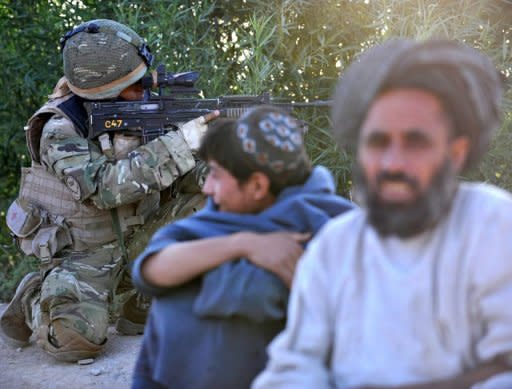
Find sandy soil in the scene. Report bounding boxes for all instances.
[0,303,143,389]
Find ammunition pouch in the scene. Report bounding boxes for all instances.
[6,198,43,238]
[31,220,72,264]
[7,199,72,264]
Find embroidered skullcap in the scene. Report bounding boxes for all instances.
[331,38,504,170]
[235,106,309,174]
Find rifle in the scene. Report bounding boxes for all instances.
[84,64,331,144]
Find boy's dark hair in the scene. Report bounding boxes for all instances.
[198,106,311,196]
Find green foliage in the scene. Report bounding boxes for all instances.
[0,254,39,301]
[0,0,510,299]
[362,1,512,187]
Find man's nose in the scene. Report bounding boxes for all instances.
[381,144,406,173]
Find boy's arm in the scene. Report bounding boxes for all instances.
[194,259,288,323]
[234,231,310,287]
[141,231,309,288]
[192,231,310,322]
[141,234,244,287]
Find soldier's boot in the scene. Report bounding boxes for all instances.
[115,293,150,336]
[36,321,105,362]
[0,272,41,347]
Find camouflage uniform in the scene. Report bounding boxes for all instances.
[2,18,210,362]
[5,89,205,361]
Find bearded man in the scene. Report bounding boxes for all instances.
[252,39,512,389]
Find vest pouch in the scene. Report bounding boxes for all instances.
[6,198,43,238]
[31,223,72,264]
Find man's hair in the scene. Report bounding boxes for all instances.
[379,67,474,140]
[331,39,503,171]
[198,107,311,195]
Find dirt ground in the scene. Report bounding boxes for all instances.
[0,303,143,389]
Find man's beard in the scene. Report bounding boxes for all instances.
[353,159,458,238]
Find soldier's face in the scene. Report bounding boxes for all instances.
[202,160,259,213]
[355,88,469,237]
[119,82,145,101]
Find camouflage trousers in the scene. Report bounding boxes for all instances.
[26,243,125,360]
[23,191,206,361]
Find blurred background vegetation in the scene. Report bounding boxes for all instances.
[0,0,511,300]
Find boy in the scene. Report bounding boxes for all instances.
[131,106,354,388]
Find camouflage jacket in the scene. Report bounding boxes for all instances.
[38,100,195,209]
[7,91,197,259]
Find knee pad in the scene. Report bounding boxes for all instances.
[36,320,106,362]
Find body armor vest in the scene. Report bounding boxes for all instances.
[7,93,152,259]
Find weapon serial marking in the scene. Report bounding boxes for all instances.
[104,119,123,128]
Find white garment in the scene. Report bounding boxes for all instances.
[253,182,512,389]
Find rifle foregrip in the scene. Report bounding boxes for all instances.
[222,105,294,119]
[223,107,253,118]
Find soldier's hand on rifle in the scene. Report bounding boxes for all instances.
[180,110,220,151]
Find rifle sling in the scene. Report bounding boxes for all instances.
[110,208,128,263]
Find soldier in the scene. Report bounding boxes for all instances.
[1,19,214,362]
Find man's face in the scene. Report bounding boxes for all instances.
[202,161,259,213]
[355,88,469,237]
[119,82,145,101]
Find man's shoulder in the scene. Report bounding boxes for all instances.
[459,181,512,209]
[298,208,365,281]
[453,182,512,233]
[316,207,365,237]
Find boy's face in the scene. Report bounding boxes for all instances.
[202,160,265,213]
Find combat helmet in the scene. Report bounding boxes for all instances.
[60,19,153,100]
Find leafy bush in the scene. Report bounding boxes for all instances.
[0,0,510,300]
